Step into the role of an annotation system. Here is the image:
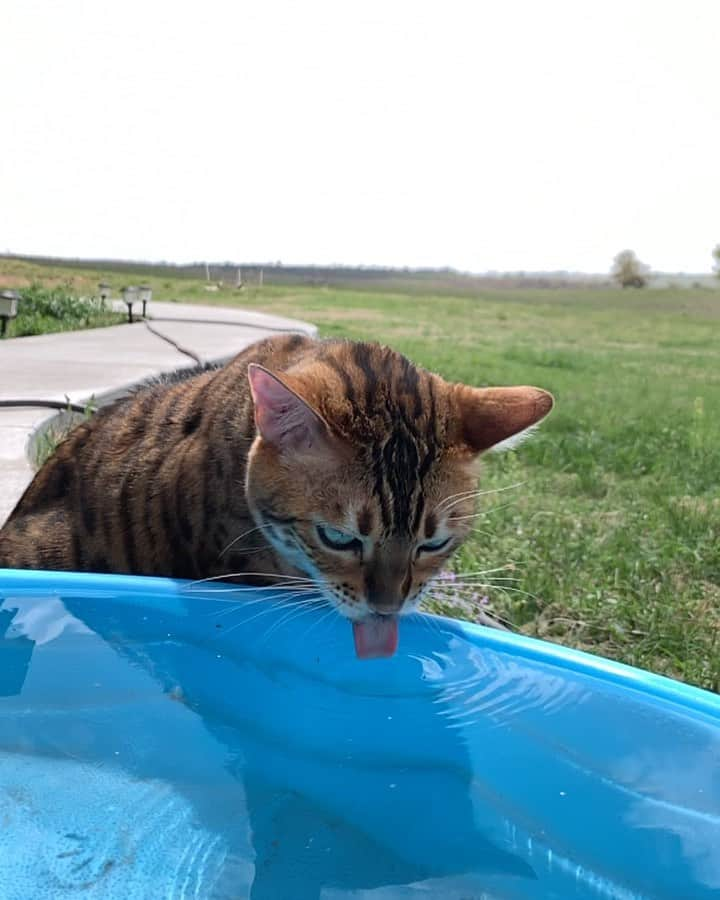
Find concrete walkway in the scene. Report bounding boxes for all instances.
[0,302,316,525]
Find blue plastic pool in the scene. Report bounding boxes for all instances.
[1,568,719,899]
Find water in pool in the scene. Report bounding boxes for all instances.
[1,572,719,899]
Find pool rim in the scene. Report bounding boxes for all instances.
[2,566,719,722]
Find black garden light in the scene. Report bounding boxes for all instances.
[0,290,20,338]
[121,285,139,323]
[138,284,152,317]
[98,282,111,307]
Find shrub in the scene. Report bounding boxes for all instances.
[10,284,121,337]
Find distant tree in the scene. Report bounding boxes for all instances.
[713,244,720,280]
[611,250,649,289]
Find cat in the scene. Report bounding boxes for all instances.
[0,334,553,657]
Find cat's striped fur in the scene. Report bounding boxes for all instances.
[0,335,553,624]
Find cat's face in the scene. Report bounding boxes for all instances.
[247,441,478,617]
[244,342,553,657]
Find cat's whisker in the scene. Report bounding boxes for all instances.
[219,543,270,559]
[206,599,267,619]
[185,571,316,589]
[209,588,318,609]
[419,610,444,634]
[411,610,445,637]
[223,571,316,582]
[486,583,543,603]
[186,585,316,601]
[421,591,516,631]
[436,482,524,511]
[195,577,317,593]
[258,599,332,645]
[218,523,273,559]
[433,576,520,595]
[474,609,515,630]
[438,579,542,609]
[437,481,526,513]
[259,608,314,643]
[451,579,538,600]
[436,565,517,580]
[468,527,496,540]
[203,585,318,602]
[447,567,523,578]
[430,584,511,605]
[201,592,318,627]
[439,576,523,588]
[431,580,517,599]
[433,572,518,590]
[434,582,525,602]
[448,512,512,524]
[435,487,486,509]
[220,612,269,637]
[465,602,517,629]
[224,590,327,628]
[191,580,317,596]
[207,592,318,620]
[447,500,519,522]
[298,604,339,643]
[219,598,303,635]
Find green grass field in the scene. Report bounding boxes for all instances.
[2,257,719,690]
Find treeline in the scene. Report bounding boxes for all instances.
[3,254,608,291]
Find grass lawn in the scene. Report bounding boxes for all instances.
[3,257,719,690]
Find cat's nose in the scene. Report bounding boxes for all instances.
[367,592,404,615]
[365,577,407,614]
[364,551,411,614]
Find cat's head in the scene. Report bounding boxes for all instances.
[245,341,553,658]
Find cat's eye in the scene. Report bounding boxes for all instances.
[316,524,362,553]
[417,536,452,555]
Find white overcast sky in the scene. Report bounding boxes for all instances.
[2,1,719,273]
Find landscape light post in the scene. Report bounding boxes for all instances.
[138,284,152,317]
[98,282,111,310]
[121,286,139,324]
[0,290,20,338]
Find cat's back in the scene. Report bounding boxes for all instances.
[0,333,319,572]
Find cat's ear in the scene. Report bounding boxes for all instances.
[454,384,554,454]
[248,363,329,452]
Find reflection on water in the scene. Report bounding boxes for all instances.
[0,585,719,899]
[616,746,720,891]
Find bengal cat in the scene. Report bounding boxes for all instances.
[0,335,553,657]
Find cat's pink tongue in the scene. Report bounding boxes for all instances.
[352,616,399,659]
